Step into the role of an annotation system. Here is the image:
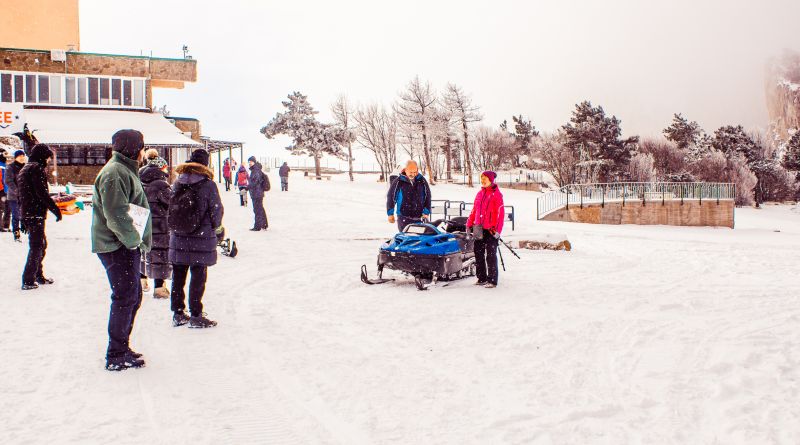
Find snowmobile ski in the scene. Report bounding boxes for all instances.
[361,265,395,285]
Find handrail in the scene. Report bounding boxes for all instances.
[536,182,736,220]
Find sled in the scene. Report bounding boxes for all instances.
[361,218,476,291]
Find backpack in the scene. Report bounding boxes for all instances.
[168,183,203,234]
[262,173,271,192]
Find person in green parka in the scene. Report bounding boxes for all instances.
[91,129,152,372]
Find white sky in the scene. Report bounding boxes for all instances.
[81,0,800,162]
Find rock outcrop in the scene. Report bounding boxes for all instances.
[766,51,800,140]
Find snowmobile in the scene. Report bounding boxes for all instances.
[218,238,238,258]
[361,217,476,290]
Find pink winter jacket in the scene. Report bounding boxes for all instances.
[466,184,505,235]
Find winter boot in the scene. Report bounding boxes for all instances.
[127,349,143,359]
[21,283,39,290]
[173,311,190,327]
[36,276,54,285]
[475,280,487,286]
[484,283,497,289]
[13,230,21,242]
[189,314,218,329]
[153,287,170,299]
[105,355,145,371]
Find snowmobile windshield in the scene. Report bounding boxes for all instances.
[404,224,438,235]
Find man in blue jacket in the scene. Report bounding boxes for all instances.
[386,160,431,232]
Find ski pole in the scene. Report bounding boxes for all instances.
[497,243,506,271]
[498,238,521,259]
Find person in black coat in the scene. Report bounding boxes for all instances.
[386,160,432,232]
[247,156,269,231]
[17,144,61,290]
[140,156,173,299]
[278,162,290,191]
[4,150,27,241]
[169,149,224,328]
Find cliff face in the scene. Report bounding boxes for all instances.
[766,51,800,140]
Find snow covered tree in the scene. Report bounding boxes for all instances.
[782,131,800,172]
[562,101,637,182]
[331,95,356,181]
[443,83,482,187]
[712,125,760,163]
[394,76,437,184]
[627,152,656,182]
[470,125,516,171]
[261,92,346,178]
[663,113,702,149]
[353,103,398,182]
[530,131,579,187]
[511,115,538,168]
[638,138,687,180]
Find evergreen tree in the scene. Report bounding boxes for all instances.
[782,131,800,172]
[261,92,345,178]
[711,125,760,164]
[663,113,702,149]
[511,115,538,168]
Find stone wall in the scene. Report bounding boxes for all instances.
[542,200,735,228]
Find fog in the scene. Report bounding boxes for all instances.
[82,0,800,158]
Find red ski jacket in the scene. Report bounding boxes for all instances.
[466,184,505,235]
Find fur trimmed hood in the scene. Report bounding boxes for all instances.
[175,162,214,179]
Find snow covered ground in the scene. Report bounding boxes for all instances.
[1,173,798,444]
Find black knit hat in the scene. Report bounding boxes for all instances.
[112,129,144,159]
[29,144,53,164]
[189,149,210,166]
[247,156,257,163]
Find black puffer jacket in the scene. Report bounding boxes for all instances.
[140,164,173,278]
[4,160,24,202]
[18,145,60,219]
[168,162,224,266]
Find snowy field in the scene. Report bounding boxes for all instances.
[1,173,798,445]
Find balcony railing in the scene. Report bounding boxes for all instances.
[536,182,736,220]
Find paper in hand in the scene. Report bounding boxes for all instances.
[128,203,150,241]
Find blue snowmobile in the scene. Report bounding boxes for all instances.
[361,217,476,290]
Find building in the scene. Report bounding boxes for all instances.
[0,0,201,184]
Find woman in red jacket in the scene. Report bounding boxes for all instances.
[466,171,505,288]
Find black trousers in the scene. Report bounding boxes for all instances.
[224,177,231,191]
[171,264,208,317]
[97,247,143,359]
[280,176,288,191]
[0,194,10,229]
[474,230,499,285]
[397,215,421,232]
[22,217,47,285]
[252,196,268,229]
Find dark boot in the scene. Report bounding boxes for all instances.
[36,276,54,285]
[189,314,217,329]
[173,310,190,327]
[105,355,146,371]
[21,283,39,290]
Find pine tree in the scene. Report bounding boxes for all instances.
[782,131,800,172]
[511,115,538,168]
[711,125,760,164]
[663,113,702,149]
[261,92,345,178]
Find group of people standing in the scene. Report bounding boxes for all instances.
[222,157,281,231]
[1,149,29,242]
[387,160,505,288]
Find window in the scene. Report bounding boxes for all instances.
[99,78,109,105]
[88,77,99,105]
[111,79,121,106]
[133,80,144,107]
[14,76,23,102]
[123,80,132,106]
[55,147,71,165]
[25,75,36,102]
[1,74,11,102]
[77,78,87,104]
[65,77,76,104]
[49,76,61,104]
[87,147,109,165]
[38,75,49,103]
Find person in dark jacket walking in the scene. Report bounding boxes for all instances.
[466,171,505,288]
[140,155,173,299]
[247,156,269,231]
[3,150,26,241]
[236,164,249,206]
[17,144,62,290]
[92,130,152,371]
[169,149,224,329]
[386,160,432,232]
[0,150,10,232]
[278,162,290,191]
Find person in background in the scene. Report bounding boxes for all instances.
[168,149,223,328]
[236,164,249,206]
[17,144,61,290]
[386,160,431,232]
[139,151,173,299]
[137,148,160,293]
[92,130,151,371]
[466,171,505,289]
[0,149,9,232]
[3,150,27,242]
[222,159,231,192]
[247,156,269,231]
[279,161,290,191]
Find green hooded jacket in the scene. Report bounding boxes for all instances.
[91,152,152,253]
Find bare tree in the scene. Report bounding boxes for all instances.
[470,125,517,171]
[354,103,397,181]
[443,83,482,186]
[531,132,579,187]
[395,76,437,184]
[331,95,356,181]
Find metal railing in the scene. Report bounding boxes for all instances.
[429,199,515,230]
[536,182,736,220]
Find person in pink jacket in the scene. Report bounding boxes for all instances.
[466,171,505,288]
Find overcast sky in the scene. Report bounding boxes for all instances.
[81,0,800,162]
